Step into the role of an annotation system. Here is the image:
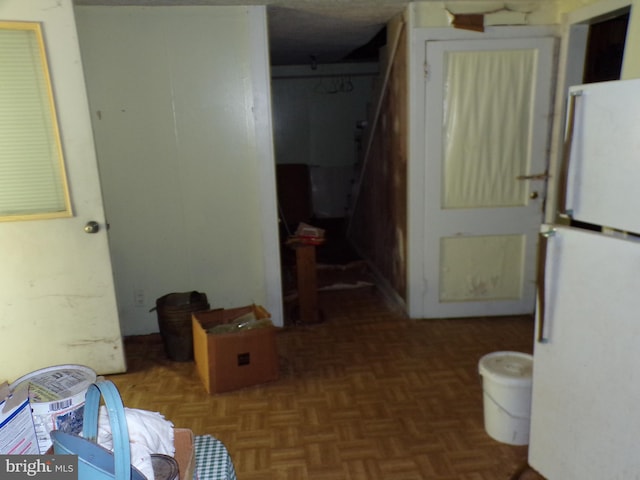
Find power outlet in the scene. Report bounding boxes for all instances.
[134,289,145,307]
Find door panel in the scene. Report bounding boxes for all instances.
[440,234,524,302]
[423,37,555,318]
[0,0,125,379]
[442,49,536,209]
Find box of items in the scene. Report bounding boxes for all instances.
[192,305,279,394]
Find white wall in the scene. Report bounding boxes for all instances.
[271,63,378,168]
[271,63,378,218]
[411,0,558,27]
[75,5,283,334]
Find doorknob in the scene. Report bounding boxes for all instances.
[530,191,539,199]
[84,221,100,234]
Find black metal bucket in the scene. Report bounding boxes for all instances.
[152,291,209,361]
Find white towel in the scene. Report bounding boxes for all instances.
[96,406,175,480]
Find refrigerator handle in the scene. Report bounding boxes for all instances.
[557,91,582,218]
[536,230,553,343]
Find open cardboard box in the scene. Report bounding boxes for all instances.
[192,305,279,394]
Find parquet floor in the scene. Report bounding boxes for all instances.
[106,287,543,480]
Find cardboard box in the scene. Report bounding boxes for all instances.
[192,305,279,394]
[173,428,195,480]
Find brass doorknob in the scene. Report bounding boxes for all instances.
[530,191,539,199]
[84,221,100,234]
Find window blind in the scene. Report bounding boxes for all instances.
[0,22,71,220]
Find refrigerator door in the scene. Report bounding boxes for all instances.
[529,225,640,479]
[559,78,640,233]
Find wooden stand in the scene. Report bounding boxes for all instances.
[292,243,322,324]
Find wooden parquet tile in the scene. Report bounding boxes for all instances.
[106,287,543,479]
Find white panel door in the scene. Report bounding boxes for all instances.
[529,225,640,479]
[0,0,125,379]
[423,38,555,318]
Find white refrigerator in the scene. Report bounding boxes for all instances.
[528,78,640,479]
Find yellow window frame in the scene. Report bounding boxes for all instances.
[0,21,72,221]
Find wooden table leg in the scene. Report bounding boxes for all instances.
[295,244,321,324]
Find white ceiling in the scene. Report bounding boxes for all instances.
[74,0,409,65]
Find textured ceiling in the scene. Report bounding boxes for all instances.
[267,2,407,65]
[74,0,409,65]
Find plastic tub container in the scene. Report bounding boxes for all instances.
[10,364,97,454]
[478,351,533,445]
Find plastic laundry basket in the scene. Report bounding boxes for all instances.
[478,351,533,446]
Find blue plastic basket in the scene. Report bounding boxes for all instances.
[51,380,147,480]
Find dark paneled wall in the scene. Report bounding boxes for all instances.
[349,27,408,301]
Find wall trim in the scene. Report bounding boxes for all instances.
[248,6,284,327]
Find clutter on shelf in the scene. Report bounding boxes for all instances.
[286,222,326,246]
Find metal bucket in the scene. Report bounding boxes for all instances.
[151,455,180,480]
[152,291,209,362]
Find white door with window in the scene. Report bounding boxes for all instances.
[422,37,555,318]
[0,0,126,380]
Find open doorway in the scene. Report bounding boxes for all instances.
[267,11,389,323]
[563,4,631,89]
[270,64,382,323]
[583,11,629,83]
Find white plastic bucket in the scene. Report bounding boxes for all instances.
[478,351,533,446]
[10,364,97,454]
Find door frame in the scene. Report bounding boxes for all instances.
[249,7,285,327]
[407,24,558,319]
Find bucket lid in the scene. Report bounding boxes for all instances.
[478,351,533,386]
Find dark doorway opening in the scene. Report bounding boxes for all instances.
[583,12,629,83]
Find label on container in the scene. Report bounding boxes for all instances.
[13,368,95,404]
[10,366,96,454]
[0,384,39,455]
